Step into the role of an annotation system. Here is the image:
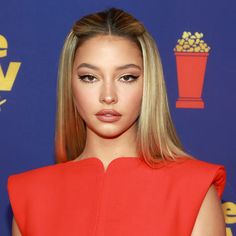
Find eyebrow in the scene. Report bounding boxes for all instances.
[76,63,142,71]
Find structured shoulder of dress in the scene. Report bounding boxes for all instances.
[7,162,71,235]
[7,162,67,187]
[179,157,226,171]
[168,157,226,177]
[169,157,226,199]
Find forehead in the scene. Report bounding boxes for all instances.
[73,35,142,66]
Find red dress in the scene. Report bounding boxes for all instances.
[7,156,226,236]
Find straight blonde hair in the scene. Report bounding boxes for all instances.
[55,7,194,167]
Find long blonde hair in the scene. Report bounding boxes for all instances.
[55,7,194,167]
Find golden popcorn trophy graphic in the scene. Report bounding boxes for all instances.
[0,34,21,111]
[174,31,211,109]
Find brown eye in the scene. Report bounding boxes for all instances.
[120,75,139,83]
[78,75,97,83]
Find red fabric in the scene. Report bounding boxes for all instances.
[7,156,226,236]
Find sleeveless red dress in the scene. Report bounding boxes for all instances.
[7,156,226,236]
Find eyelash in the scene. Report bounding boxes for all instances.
[78,74,139,84]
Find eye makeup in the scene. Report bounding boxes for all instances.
[77,74,140,84]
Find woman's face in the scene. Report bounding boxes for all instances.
[71,35,143,138]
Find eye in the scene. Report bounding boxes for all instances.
[119,75,139,83]
[78,75,97,83]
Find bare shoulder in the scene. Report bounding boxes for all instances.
[12,216,22,236]
[191,184,226,236]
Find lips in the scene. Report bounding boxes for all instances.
[95,109,121,123]
[95,109,121,116]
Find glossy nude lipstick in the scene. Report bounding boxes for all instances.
[95,109,121,122]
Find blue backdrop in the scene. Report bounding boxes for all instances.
[1,0,235,235]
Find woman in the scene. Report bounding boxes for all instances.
[8,7,226,236]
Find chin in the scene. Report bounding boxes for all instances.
[88,125,128,139]
[95,129,126,139]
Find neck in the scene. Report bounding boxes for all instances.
[79,123,139,161]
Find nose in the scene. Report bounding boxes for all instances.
[99,80,118,104]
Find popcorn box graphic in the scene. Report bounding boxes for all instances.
[174,32,210,109]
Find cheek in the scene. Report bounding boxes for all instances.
[121,86,143,112]
[72,86,96,116]
[132,81,143,101]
